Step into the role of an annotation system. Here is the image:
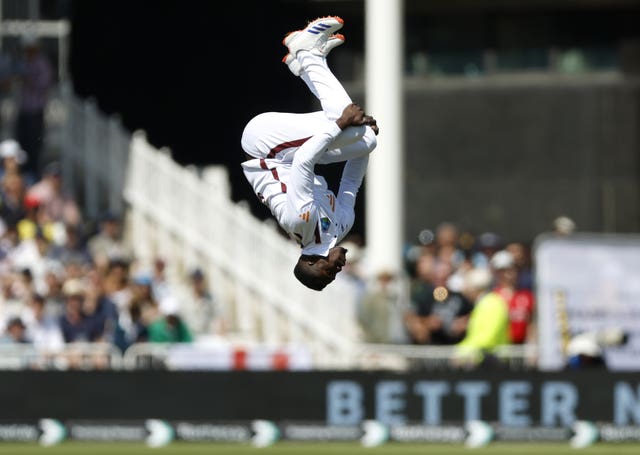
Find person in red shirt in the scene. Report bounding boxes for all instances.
[490,250,535,344]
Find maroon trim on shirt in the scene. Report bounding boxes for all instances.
[314,225,321,244]
[267,137,312,158]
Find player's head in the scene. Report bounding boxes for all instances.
[293,246,347,291]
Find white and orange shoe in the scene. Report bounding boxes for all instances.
[283,16,344,57]
[282,33,345,76]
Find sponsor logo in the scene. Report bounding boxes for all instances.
[320,217,331,232]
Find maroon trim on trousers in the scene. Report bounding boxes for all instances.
[267,137,312,159]
[260,159,287,193]
[314,225,321,244]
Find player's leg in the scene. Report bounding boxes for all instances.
[241,111,328,161]
[282,16,349,121]
[296,50,351,121]
[318,125,377,164]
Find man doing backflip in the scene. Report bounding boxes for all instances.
[241,16,378,291]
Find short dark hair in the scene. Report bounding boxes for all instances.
[293,256,327,291]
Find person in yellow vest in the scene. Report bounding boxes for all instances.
[453,267,509,369]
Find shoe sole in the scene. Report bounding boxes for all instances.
[282,16,344,46]
[281,33,345,66]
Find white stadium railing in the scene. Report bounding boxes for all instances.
[0,341,536,372]
[0,343,123,370]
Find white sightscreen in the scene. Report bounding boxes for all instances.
[535,233,640,371]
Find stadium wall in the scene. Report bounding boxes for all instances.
[402,75,640,241]
[3,370,639,426]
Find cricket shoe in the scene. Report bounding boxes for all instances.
[283,16,344,57]
[282,33,345,76]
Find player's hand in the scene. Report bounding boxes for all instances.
[336,103,366,130]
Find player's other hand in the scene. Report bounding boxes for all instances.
[364,115,379,135]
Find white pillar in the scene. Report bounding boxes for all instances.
[365,0,404,275]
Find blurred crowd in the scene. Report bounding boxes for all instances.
[0,146,227,365]
[350,216,577,368]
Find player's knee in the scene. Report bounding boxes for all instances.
[363,128,377,153]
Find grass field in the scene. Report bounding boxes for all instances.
[1,442,639,454]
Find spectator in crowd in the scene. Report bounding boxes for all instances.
[26,161,82,231]
[115,300,149,352]
[59,278,95,343]
[433,222,465,269]
[15,36,54,177]
[41,263,65,317]
[0,316,29,344]
[0,139,35,187]
[0,172,27,231]
[406,247,438,344]
[113,273,153,352]
[101,258,132,313]
[128,273,158,322]
[505,241,534,290]
[181,268,226,338]
[82,274,119,344]
[471,231,503,268]
[87,212,131,268]
[453,267,509,369]
[22,292,64,353]
[406,259,472,345]
[150,257,172,304]
[336,233,369,300]
[491,250,535,345]
[8,229,57,295]
[0,269,24,331]
[47,224,92,267]
[357,270,410,344]
[147,297,193,343]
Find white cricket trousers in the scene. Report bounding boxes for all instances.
[241,51,377,164]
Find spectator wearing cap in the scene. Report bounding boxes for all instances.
[491,250,535,345]
[0,139,35,186]
[0,316,30,344]
[453,267,509,369]
[147,294,193,343]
